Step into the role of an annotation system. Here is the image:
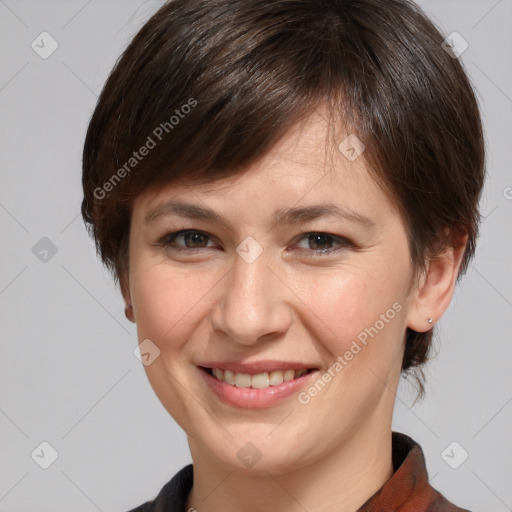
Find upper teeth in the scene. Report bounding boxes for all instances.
[211,368,309,388]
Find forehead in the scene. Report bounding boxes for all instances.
[132,107,393,221]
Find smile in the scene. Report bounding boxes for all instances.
[197,363,319,408]
[203,367,314,389]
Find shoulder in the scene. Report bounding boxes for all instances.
[126,464,194,512]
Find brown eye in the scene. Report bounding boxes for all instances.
[306,233,335,251]
[160,230,214,251]
[179,231,210,248]
[294,232,352,255]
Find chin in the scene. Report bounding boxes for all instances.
[188,419,326,477]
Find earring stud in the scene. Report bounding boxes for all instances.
[427,318,433,324]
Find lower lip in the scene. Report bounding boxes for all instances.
[199,368,317,409]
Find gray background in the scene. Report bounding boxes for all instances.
[0,1,510,511]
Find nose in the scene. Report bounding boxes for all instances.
[209,248,293,347]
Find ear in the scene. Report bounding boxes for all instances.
[120,275,136,323]
[406,235,467,333]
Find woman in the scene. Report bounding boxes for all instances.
[81,0,485,510]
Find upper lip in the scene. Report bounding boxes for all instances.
[198,361,319,374]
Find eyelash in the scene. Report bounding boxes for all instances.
[156,229,353,256]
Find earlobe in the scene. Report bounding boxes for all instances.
[121,277,136,323]
[406,237,467,333]
[124,305,135,323]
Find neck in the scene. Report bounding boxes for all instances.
[186,422,394,512]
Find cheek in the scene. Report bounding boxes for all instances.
[291,264,408,426]
[130,263,213,351]
[291,258,408,356]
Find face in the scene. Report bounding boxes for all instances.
[125,108,418,475]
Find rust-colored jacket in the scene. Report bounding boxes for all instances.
[358,432,471,511]
[129,432,471,512]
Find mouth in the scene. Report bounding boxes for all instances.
[199,366,318,389]
[196,361,320,408]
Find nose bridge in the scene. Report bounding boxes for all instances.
[229,248,274,320]
[210,244,291,344]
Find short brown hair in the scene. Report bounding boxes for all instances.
[82,0,486,394]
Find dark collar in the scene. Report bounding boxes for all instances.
[358,432,470,511]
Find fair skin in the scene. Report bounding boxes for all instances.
[122,108,465,512]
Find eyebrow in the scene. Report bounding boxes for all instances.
[144,200,376,229]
